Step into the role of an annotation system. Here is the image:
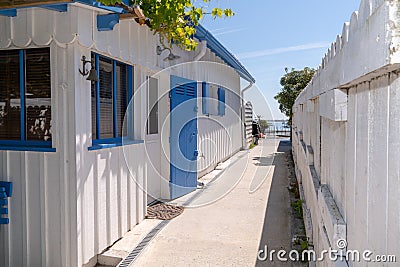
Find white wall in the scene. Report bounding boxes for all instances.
[197,81,242,177]
[292,1,400,266]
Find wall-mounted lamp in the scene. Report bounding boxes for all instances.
[156,45,181,61]
[79,56,99,83]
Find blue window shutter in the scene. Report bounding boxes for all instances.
[202,82,209,114]
[218,87,226,116]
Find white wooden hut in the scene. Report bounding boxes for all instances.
[0,1,255,266]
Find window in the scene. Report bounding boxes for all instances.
[217,87,226,116]
[91,54,133,147]
[202,82,226,116]
[147,77,158,135]
[0,48,53,151]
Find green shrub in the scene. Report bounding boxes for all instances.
[291,199,303,219]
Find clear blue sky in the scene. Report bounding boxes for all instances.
[201,0,361,120]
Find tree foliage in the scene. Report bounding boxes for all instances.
[274,67,315,124]
[100,0,234,51]
[258,119,269,133]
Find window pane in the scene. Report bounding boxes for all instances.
[116,63,128,137]
[25,48,52,141]
[0,50,21,140]
[99,57,114,139]
[147,77,158,134]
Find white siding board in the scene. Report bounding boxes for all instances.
[0,16,12,48]
[119,20,131,61]
[387,73,400,257]
[11,9,30,47]
[96,150,108,252]
[108,23,120,57]
[119,149,129,236]
[54,6,77,44]
[76,7,94,48]
[44,154,62,266]
[31,8,53,46]
[367,77,389,256]
[345,87,357,252]
[109,150,119,245]
[8,152,24,267]
[354,83,369,255]
[25,154,42,267]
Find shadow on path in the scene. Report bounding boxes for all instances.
[256,141,292,267]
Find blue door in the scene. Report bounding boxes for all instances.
[170,76,198,199]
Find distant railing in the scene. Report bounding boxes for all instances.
[264,128,290,137]
[264,121,290,137]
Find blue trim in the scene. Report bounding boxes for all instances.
[19,50,25,141]
[93,137,123,145]
[0,145,56,152]
[194,25,255,83]
[41,4,68,12]
[88,139,144,151]
[0,207,8,215]
[0,9,17,17]
[95,54,100,140]
[0,140,52,147]
[127,66,134,139]
[0,182,12,197]
[0,218,9,224]
[97,13,120,31]
[127,66,133,101]
[112,60,118,137]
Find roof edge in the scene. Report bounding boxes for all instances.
[194,25,255,83]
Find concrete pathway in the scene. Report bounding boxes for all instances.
[256,142,292,266]
[127,138,291,267]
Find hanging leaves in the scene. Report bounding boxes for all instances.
[100,0,234,51]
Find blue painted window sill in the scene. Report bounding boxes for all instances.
[88,139,144,151]
[0,145,56,152]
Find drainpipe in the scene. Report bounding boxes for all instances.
[194,40,207,61]
[240,81,254,149]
